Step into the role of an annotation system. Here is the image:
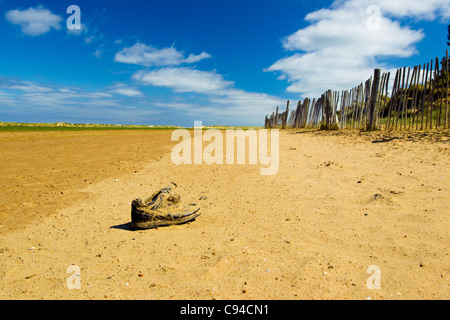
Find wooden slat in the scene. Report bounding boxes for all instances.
[446,50,449,129]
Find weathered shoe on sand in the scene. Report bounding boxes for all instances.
[131,182,201,230]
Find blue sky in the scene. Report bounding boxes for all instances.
[0,0,448,126]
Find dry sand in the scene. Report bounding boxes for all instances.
[0,129,448,300]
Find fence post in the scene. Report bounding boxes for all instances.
[275,106,279,128]
[283,100,289,129]
[367,69,381,130]
[325,90,332,129]
[446,49,449,129]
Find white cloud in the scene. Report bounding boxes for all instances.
[374,0,450,20]
[6,81,54,93]
[94,48,103,59]
[266,0,449,98]
[5,6,62,36]
[58,88,76,94]
[153,102,197,111]
[207,89,286,119]
[150,90,285,125]
[133,66,285,124]
[115,42,211,67]
[185,52,212,63]
[117,41,282,123]
[133,67,233,93]
[0,80,113,103]
[111,88,144,97]
[67,23,88,36]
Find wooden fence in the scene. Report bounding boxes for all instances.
[265,51,450,131]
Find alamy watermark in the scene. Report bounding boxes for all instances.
[66,265,81,290]
[366,265,381,290]
[66,5,81,30]
[171,122,279,176]
[366,5,381,31]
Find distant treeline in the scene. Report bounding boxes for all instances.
[0,122,182,131]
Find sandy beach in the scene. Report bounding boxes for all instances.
[0,129,448,300]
